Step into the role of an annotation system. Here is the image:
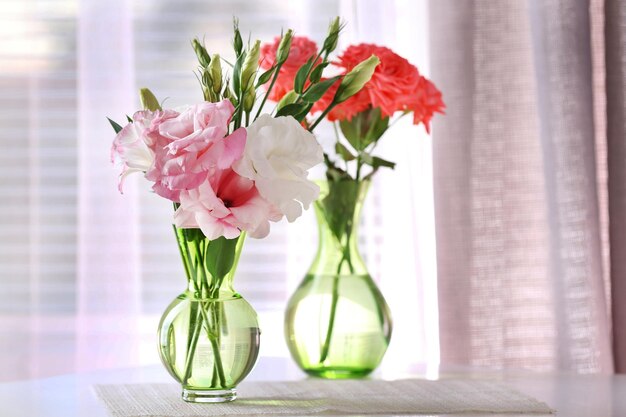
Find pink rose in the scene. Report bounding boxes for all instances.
[145,100,246,202]
[173,168,280,240]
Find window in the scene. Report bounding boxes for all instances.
[0,0,437,381]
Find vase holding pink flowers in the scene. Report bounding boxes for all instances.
[108,18,379,402]
[158,229,256,402]
[261,37,446,378]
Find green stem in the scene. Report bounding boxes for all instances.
[179,235,229,390]
[318,218,356,363]
[255,64,282,120]
[182,278,203,385]
[309,104,334,131]
[209,301,228,387]
[356,156,363,182]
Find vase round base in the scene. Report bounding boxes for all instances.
[304,367,374,379]
[182,388,236,403]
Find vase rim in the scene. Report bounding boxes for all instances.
[182,291,242,302]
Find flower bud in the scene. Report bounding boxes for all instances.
[243,89,255,113]
[139,87,161,111]
[201,68,213,90]
[276,90,298,112]
[233,18,243,56]
[209,54,222,94]
[241,40,261,93]
[334,55,379,104]
[192,38,211,68]
[223,82,238,107]
[322,17,341,54]
[276,29,293,65]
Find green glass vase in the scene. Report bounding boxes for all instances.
[158,229,260,403]
[285,179,392,379]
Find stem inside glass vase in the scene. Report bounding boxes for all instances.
[173,226,245,390]
[315,179,368,364]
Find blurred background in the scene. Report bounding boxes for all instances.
[3,0,625,382]
[0,0,438,381]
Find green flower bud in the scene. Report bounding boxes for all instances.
[139,87,161,111]
[233,18,243,56]
[276,29,293,65]
[243,89,255,113]
[203,86,217,103]
[223,81,238,107]
[276,90,298,112]
[322,17,341,54]
[192,39,211,68]
[241,40,261,93]
[201,68,213,89]
[334,55,380,104]
[209,54,222,95]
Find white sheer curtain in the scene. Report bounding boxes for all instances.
[338,0,440,375]
[0,0,437,381]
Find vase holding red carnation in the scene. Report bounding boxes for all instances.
[259,36,445,378]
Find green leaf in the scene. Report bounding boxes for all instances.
[294,56,315,94]
[301,75,340,103]
[335,142,356,161]
[294,103,314,122]
[107,117,124,134]
[339,118,362,151]
[361,107,389,148]
[338,108,389,151]
[323,153,352,182]
[126,115,133,123]
[309,62,329,83]
[319,179,361,243]
[204,236,239,280]
[255,66,275,87]
[275,102,308,118]
[361,153,396,169]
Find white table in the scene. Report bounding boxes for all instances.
[1,356,625,416]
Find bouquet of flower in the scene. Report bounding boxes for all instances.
[260,36,445,377]
[107,18,381,401]
[258,35,445,245]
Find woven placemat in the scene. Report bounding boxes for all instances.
[94,378,554,416]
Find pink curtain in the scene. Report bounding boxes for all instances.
[606,0,626,373]
[430,0,621,373]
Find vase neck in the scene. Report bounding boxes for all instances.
[311,179,370,276]
[174,227,246,299]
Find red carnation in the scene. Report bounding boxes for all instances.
[259,36,319,102]
[313,43,445,131]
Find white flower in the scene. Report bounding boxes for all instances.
[234,114,323,222]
